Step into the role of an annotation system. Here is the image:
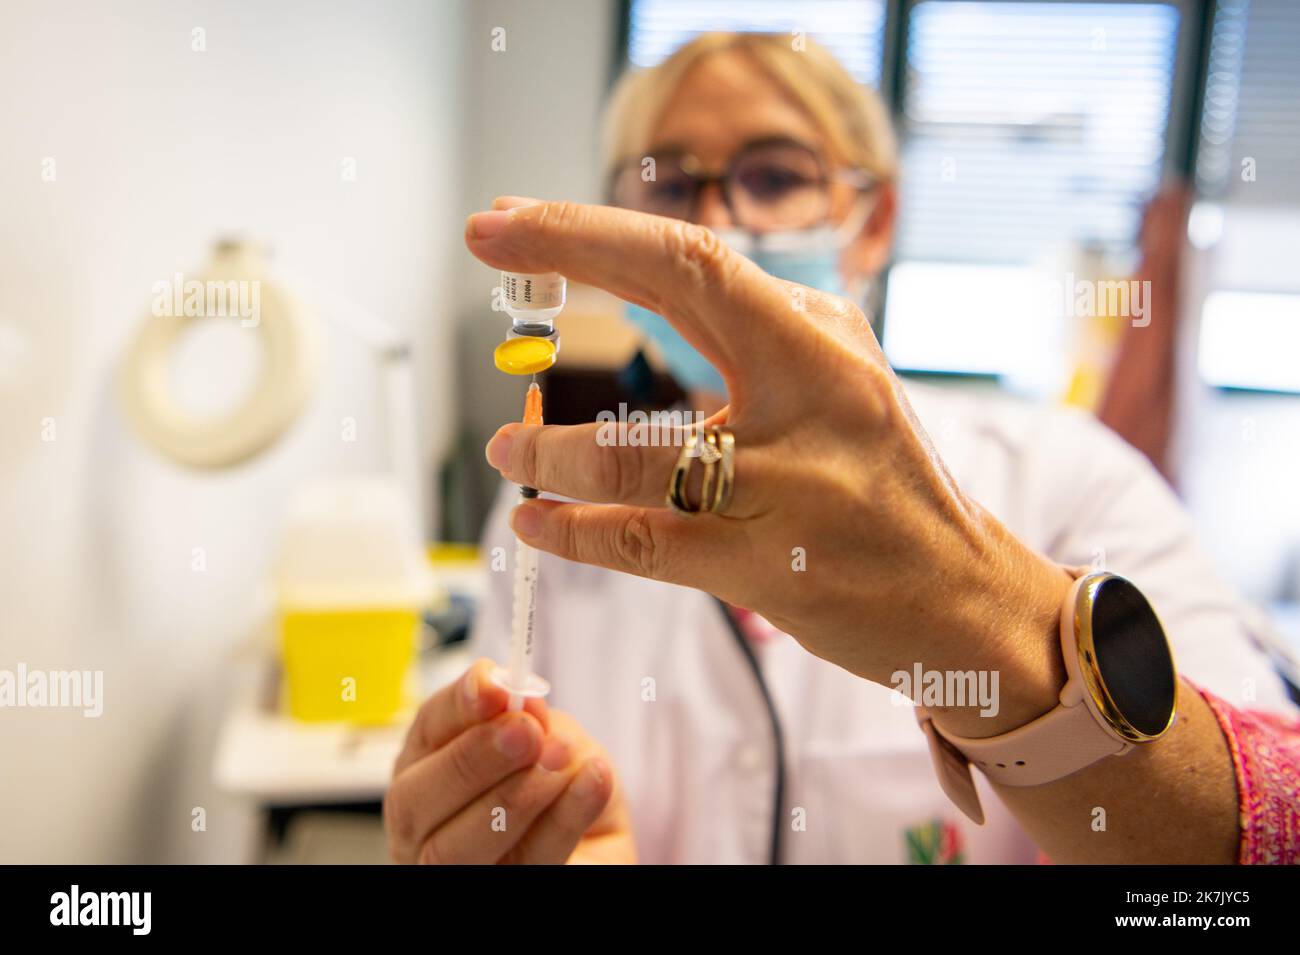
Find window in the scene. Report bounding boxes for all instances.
[1195,0,1300,206]
[626,0,888,87]
[884,2,1186,379]
[1193,0,1300,394]
[1199,291,1300,394]
[894,2,1181,263]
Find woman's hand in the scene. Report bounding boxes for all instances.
[465,199,1251,865]
[385,659,635,864]
[467,200,1072,735]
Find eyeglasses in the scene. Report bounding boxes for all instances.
[608,137,874,233]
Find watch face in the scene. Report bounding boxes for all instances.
[1086,576,1178,739]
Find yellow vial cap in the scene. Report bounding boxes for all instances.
[494,336,557,375]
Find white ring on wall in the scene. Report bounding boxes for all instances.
[119,263,318,469]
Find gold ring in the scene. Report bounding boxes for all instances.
[667,430,708,513]
[698,430,722,510]
[666,426,736,515]
[705,427,736,515]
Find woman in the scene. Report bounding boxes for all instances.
[384,34,1299,865]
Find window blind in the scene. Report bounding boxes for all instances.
[626,0,888,86]
[895,1,1183,264]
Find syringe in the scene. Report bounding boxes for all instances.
[491,272,563,709]
[496,381,551,711]
[506,530,541,711]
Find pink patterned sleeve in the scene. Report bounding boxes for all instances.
[1197,684,1300,864]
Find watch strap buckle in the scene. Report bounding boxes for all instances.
[917,709,985,825]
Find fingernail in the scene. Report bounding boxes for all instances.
[486,430,513,470]
[461,669,479,711]
[467,209,511,240]
[511,503,541,539]
[571,758,608,801]
[538,735,572,772]
[495,719,535,759]
[494,195,542,209]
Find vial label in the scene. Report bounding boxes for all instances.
[501,272,565,311]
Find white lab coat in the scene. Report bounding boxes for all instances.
[469,382,1296,864]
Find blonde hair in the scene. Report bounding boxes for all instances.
[602,32,898,185]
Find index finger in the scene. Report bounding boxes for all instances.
[394,658,549,775]
[465,200,797,386]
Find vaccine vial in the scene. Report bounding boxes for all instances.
[501,271,565,339]
[494,271,565,376]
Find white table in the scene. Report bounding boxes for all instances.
[213,644,472,805]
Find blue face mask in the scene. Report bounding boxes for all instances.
[624,302,733,395]
[623,214,868,395]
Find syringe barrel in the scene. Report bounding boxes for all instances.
[507,536,540,697]
[501,271,565,331]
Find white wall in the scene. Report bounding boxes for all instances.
[0,0,466,862]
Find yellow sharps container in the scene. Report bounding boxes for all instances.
[275,478,436,723]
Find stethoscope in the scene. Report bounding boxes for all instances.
[713,596,788,866]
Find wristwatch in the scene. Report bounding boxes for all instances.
[916,570,1179,824]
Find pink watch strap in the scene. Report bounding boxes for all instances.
[916,567,1142,822]
[924,690,1130,787]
